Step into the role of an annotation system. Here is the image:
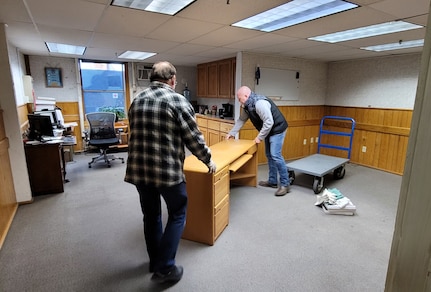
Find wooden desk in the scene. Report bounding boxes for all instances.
[24,136,77,195]
[25,143,64,196]
[182,139,258,245]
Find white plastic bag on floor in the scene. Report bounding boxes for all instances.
[315,188,356,215]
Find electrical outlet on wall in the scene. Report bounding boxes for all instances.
[315,137,319,143]
[310,137,314,143]
[362,146,367,153]
[303,139,307,145]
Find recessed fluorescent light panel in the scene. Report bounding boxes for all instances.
[361,39,424,52]
[232,0,358,32]
[118,51,156,60]
[46,42,86,55]
[111,0,195,16]
[309,21,423,43]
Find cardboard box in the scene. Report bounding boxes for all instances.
[63,146,74,162]
[120,133,128,145]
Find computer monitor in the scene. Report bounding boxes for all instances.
[27,114,54,140]
[33,110,57,125]
[33,109,65,128]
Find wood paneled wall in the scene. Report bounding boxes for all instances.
[239,105,411,175]
[56,102,83,151]
[18,102,412,174]
[0,109,18,249]
[325,106,411,175]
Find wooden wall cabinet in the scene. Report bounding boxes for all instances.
[217,59,232,98]
[196,116,233,146]
[207,62,218,97]
[197,57,235,99]
[197,64,208,97]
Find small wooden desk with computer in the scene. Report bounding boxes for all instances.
[24,112,77,196]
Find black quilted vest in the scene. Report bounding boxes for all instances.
[243,92,288,136]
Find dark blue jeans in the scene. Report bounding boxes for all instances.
[264,130,289,187]
[136,181,187,273]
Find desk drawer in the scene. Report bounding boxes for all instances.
[214,169,229,206]
[214,166,229,182]
[214,195,229,239]
[197,117,208,128]
[207,120,220,131]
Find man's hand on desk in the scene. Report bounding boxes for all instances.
[206,160,217,173]
[225,134,233,140]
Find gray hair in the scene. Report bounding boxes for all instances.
[150,61,176,82]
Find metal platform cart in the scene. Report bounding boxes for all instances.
[286,116,356,194]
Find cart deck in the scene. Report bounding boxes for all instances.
[286,116,356,194]
[287,154,349,177]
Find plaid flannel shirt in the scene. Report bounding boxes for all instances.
[125,81,211,187]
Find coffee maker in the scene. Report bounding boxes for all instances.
[222,103,233,117]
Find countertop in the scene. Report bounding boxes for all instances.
[195,113,235,123]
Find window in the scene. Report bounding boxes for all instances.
[80,61,126,119]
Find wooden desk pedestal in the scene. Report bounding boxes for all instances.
[182,139,257,245]
[24,143,64,196]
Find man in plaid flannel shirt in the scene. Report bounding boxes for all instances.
[125,61,216,284]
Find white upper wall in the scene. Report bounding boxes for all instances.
[29,56,78,102]
[326,54,421,109]
[241,52,328,106]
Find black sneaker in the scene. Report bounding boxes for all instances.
[151,265,183,284]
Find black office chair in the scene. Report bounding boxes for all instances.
[86,112,124,168]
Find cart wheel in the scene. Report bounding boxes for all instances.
[88,163,92,168]
[313,176,324,194]
[333,166,345,179]
[288,170,295,184]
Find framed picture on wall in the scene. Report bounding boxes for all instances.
[45,67,63,88]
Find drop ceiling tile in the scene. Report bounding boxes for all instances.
[370,0,430,19]
[91,33,180,53]
[26,0,105,30]
[38,25,94,46]
[164,43,213,55]
[190,26,261,47]
[145,17,223,42]
[0,0,31,23]
[95,6,170,37]
[225,34,297,50]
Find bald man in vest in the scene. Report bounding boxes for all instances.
[226,86,290,196]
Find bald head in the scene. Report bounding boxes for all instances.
[150,61,177,82]
[237,86,252,105]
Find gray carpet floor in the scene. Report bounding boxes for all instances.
[0,150,401,292]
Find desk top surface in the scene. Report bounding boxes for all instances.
[25,135,77,146]
[184,139,256,173]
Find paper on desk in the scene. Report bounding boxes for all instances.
[46,140,63,144]
[63,122,78,127]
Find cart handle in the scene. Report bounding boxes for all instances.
[318,116,356,159]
